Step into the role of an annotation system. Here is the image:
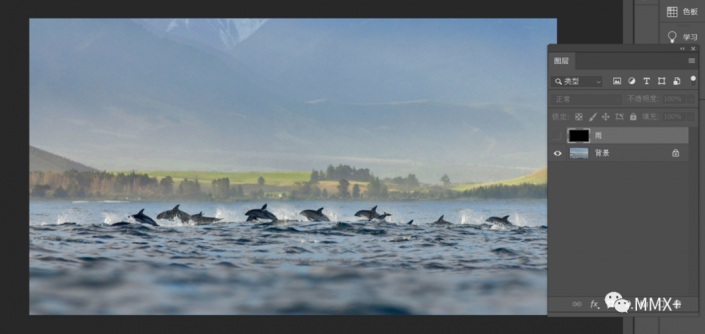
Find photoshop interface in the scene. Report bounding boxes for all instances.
[547,44,699,317]
[24,1,705,333]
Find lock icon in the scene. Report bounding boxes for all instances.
[672,149,680,157]
[630,113,637,121]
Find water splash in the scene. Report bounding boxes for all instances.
[154,217,190,227]
[508,212,540,227]
[268,204,304,222]
[459,209,486,225]
[101,211,130,225]
[57,208,88,225]
[215,206,242,223]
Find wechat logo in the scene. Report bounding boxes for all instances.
[605,291,630,313]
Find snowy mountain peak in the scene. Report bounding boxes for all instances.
[135,18,267,51]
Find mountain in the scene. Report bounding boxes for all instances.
[134,19,268,52]
[30,145,97,172]
[137,19,555,106]
[30,19,553,183]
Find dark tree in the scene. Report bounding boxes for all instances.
[322,188,328,198]
[211,178,230,197]
[160,176,174,194]
[53,185,68,198]
[31,184,51,197]
[441,174,451,186]
[406,174,420,188]
[257,176,265,185]
[352,184,360,198]
[310,170,320,182]
[367,176,382,197]
[337,179,350,198]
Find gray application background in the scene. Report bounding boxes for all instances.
[628,1,705,332]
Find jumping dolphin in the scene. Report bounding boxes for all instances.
[407,220,414,225]
[354,205,380,221]
[432,215,453,225]
[245,204,278,221]
[156,204,191,222]
[128,209,159,226]
[377,212,392,221]
[485,215,512,226]
[300,208,330,221]
[189,211,222,224]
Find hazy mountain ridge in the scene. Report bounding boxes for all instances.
[30,145,97,172]
[30,19,550,183]
[133,19,268,51]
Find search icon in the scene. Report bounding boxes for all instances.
[555,78,562,85]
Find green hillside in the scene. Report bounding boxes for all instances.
[452,167,547,191]
[30,146,97,172]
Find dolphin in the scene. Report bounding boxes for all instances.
[354,205,379,221]
[407,220,414,225]
[128,209,159,226]
[300,207,330,221]
[156,204,191,222]
[245,204,278,221]
[485,215,512,226]
[189,211,222,224]
[376,212,392,221]
[110,221,131,226]
[432,215,453,225]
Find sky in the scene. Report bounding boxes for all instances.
[30,19,557,183]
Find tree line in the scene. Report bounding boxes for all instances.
[310,164,373,182]
[29,168,546,201]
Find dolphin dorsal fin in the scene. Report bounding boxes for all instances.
[317,207,324,213]
[439,215,444,220]
[407,220,413,225]
[262,204,267,210]
[503,215,510,220]
[138,209,144,215]
[371,205,377,212]
[173,204,180,211]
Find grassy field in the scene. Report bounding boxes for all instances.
[316,180,369,194]
[110,171,311,187]
[451,167,547,191]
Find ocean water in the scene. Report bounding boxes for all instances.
[29,200,547,315]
